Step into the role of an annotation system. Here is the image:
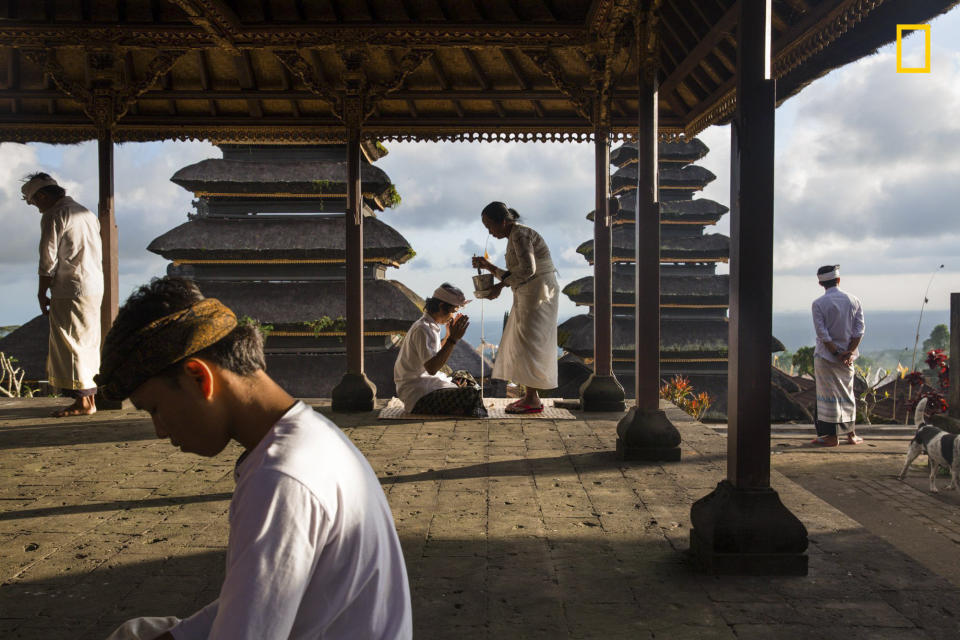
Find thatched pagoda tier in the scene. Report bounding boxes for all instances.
[563,272,729,308]
[148,217,415,265]
[611,164,716,196]
[609,139,710,167]
[171,152,393,205]
[587,195,729,226]
[577,229,729,264]
[169,262,391,282]
[558,314,729,360]
[196,280,423,334]
[266,340,485,399]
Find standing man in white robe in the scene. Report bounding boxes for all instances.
[22,173,103,417]
[811,264,865,446]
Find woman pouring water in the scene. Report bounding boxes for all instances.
[471,201,558,413]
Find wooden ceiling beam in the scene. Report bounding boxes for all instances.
[427,55,465,117]
[233,50,263,117]
[462,48,505,117]
[0,23,590,48]
[0,88,645,100]
[167,0,242,52]
[197,50,218,116]
[501,48,544,117]
[660,0,737,98]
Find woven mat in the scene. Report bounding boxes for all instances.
[378,397,577,420]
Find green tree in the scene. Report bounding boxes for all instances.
[793,346,816,378]
[922,324,950,353]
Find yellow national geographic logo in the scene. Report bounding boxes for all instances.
[896,24,931,73]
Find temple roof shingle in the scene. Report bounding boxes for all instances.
[147,216,414,264]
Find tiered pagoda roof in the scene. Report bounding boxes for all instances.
[563,271,729,308]
[576,228,730,264]
[149,216,416,266]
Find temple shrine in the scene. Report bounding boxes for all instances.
[149,142,481,398]
[558,139,732,413]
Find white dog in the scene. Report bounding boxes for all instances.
[898,398,960,493]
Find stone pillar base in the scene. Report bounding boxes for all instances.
[616,407,681,461]
[331,373,377,412]
[579,374,625,412]
[931,414,960,434]
[690,480,808,576]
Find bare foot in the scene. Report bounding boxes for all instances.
[846,433,864,445]
[51,397,97,418]
[810,435,839,447]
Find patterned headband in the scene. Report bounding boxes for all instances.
[95,298,238,401]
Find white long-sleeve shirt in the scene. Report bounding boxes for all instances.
[38,196,103,299]
[491,224,556,289]
[171,402,412,640]
[812,286,865,363]
[393,313,457,410]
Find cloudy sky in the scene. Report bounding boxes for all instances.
[2,10,959,329]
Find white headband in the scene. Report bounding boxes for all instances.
[21,176,59,204]
[432,286,470,307]
[817,267,839,282]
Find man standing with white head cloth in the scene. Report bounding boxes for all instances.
[811,264,865,446]
[21,172,103,417]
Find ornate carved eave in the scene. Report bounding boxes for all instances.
[0,0,955,145]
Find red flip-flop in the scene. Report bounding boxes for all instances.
[505,402,543,414]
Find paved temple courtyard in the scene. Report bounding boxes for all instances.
[2,397,960,639]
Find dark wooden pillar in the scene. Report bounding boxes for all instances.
[97,127,118,341]
[580,128,625,411]
[616,47,680,460]
[951,293,960,419]
[932,292,960,430]
[94,126,123,409]
[331,120,377,411]
[689,0,808,575]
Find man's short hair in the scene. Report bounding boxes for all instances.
[110,277,265,382]
[24,172,66,201]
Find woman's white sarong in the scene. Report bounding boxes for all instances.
[493,272,559,390]
[47,295,101,391]
[814,356,856,426]
[105,616,180,640]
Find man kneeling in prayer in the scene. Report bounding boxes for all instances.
[393,283,488,417]
[98,277,411,640]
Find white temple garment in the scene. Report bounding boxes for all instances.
[492,224,556,288]
[47,295,100,390]
[38,196,103,299]
[812,286,864,363]
[170,402,412,640]
[394,313,458,410]
[492,225,559,390]
[815,356,857,427]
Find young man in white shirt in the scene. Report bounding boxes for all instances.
[97,277,412,640]
[811,264,866,447]
[22,172,103,417]
[393,283,487,417]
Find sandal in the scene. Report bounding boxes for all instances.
[505,402,543,414]
[846,434,864,445]
[810,436,839,447]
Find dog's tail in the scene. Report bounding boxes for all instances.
[914,397,929,426]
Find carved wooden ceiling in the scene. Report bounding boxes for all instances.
[0,0,956,144]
